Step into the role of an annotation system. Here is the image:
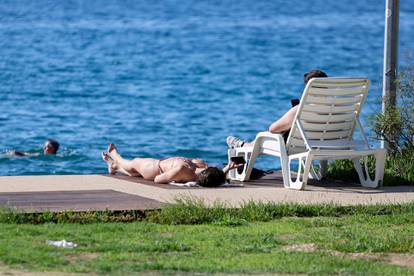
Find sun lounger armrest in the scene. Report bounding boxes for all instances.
[254,132,286,155]
[256,131,284,141]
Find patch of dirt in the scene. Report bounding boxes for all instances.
[65,252,100,264]
[328,250,414,268]
[282,244,414,268]
[0,263,86,276]
[160,231,174,238]
[384,253,414,268]
[328,250,379,261]
[277,234,296,241]
[215,273,308,276]
[282,243,317,253]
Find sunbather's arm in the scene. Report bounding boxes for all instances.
[153,166,182,184]
[154,165,196,184]
[222,161,243,175]
[268,105,298,133]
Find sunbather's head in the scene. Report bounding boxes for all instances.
[43,139,59,155]
[304,69,328,84]
[197,167,226,187]
[191,158,208,169]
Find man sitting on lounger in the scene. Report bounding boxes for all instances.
[227,69,328,148]
[102,143,242,187]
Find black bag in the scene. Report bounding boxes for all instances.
[236,166,272,180]
[250,168,272,180]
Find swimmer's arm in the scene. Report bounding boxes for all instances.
[268,105,298,133]
[9,150,33,157]
[154,165,192,184]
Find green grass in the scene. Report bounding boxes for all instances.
[1,215,414,275]
[2,201,414,274]
[3,199,414,224]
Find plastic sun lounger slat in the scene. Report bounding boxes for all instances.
[310,79,369,87]
[300,111,356,122]
[288,137,361,149]
[307,139,367,148]
[309,87,366,96]
[302,103,359,113]
[292,130,351,140]
[288,137,307,148]
[306,95,363,105]
[301,121,353,131]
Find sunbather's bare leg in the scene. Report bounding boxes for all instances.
[102,151,138,176]
[108,143,121,159]
[105,144,142,177]
[101,152,117,174]
[108,144,133,167]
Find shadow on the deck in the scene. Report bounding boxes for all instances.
[109,171,414,194]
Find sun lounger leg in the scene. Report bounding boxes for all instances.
[288,153,312,190]
[227,149,256,182]
[352,149,386,188]
[279,149,290,188]
[243,151,258,181]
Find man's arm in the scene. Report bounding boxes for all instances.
[268,105,298,133]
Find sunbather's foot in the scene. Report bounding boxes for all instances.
[102,151,117,174]
[226,136,245,148]
[107,143,120,160]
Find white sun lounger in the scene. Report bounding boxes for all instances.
[228,77,386,190]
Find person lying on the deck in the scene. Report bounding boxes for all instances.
[8,139,60,157]
[102,143,242,187]
[226,69,328,148]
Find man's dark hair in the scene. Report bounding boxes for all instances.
[46,139,60,153]
[197,167,226,187]
[304,69,328,84]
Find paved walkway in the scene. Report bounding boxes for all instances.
[1,173,414,212]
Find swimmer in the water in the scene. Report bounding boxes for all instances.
[102,143,242,187]
[8,139,60,156]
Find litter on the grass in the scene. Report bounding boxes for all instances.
[47,240,77,248]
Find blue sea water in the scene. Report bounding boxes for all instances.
[1,0,414,176]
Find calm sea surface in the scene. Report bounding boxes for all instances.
[1,0,414,175]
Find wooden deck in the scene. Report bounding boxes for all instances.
[0,189,164,212]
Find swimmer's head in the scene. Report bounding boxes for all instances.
[43,139,59,155]
[304,69,328,84]
[196,167,226,187]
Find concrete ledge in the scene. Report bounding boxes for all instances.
[0,174,414,212]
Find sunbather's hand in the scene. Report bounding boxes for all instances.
[223,161,245,174]
[228,161,244,170]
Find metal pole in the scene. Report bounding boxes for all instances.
[382,0,399,149]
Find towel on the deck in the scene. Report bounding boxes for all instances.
[169,181,244,187]
[169,181,198,187]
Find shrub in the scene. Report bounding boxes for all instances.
[372,66,414,153]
